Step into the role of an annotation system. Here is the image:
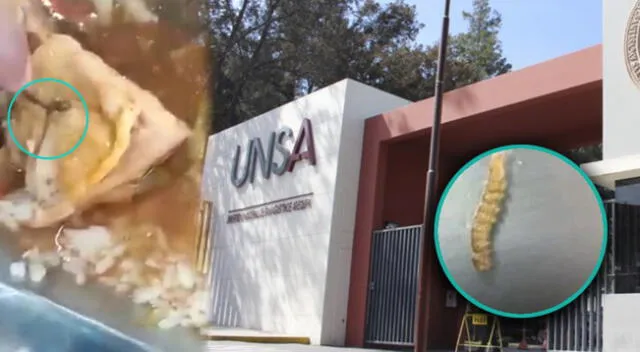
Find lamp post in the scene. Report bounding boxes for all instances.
[414,0,452,351]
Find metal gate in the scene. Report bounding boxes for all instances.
[546,257,609,351]
[364,202,640,350]
[364,225,421,347]
[547,201,640,351]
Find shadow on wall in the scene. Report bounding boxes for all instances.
[372,85,481,227]
[375,83,479,141]
[205,84,348,336]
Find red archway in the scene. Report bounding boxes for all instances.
[346,45,602,349]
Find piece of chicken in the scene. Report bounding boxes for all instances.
[1,33,191,230]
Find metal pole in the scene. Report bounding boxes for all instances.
[414,0,451,351]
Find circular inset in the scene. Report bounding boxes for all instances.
[6,78,89,160]
[434,144,607,318]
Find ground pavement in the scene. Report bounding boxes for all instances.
[204,341,387,351]
[201,327,540,351]
[204,342,538,352]
[201,327,388,351]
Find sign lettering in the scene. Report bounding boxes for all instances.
[230,118,317,188]
[226,193,313,224]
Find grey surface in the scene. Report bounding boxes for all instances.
[205,342,538,351]
[205,341,386,351]
[0,233,203,352]
[436,148,606,315]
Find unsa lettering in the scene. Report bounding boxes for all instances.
[230,118,317,188]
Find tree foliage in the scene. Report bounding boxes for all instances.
[209,0,511,132]
[457,0,511,80]
[565,143,612,199]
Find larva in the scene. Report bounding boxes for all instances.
[471,151,508,272]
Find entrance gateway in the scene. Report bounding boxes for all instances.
[201,79,409,345]
[203,46,607,348]
[201,39,614,350]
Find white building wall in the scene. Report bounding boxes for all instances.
[201,79,409,344]
[603,294,640,352]
[583,2,640,351]
[603,0,640,160]
[583,0,640,187]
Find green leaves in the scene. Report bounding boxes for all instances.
[210,0,512,131]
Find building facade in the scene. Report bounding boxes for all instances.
[202,80,410,345]
[581,1,640,351]
[203,40,610,350]
[347,45,603,350]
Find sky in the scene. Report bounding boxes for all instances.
[380,0,602,70]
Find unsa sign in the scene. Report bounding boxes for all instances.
[230,118,317,187]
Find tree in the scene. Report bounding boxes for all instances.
[210,0,512,132]
[443,0,511,90]
[461,0,511,77]
[564,144,612,199]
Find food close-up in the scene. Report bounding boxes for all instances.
[470,151,508,272]
[0,0,211,341]
[435,146,607,317]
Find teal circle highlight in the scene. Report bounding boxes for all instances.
[433,144,608,319]
[6,78,89,160]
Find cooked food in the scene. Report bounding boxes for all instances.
[0,0,211,330]
[11,224,210,328]
[43,0,158,25]
[91,0,159,24]
[1,33,191,229]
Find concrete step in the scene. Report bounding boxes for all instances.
[201,326,311,344]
